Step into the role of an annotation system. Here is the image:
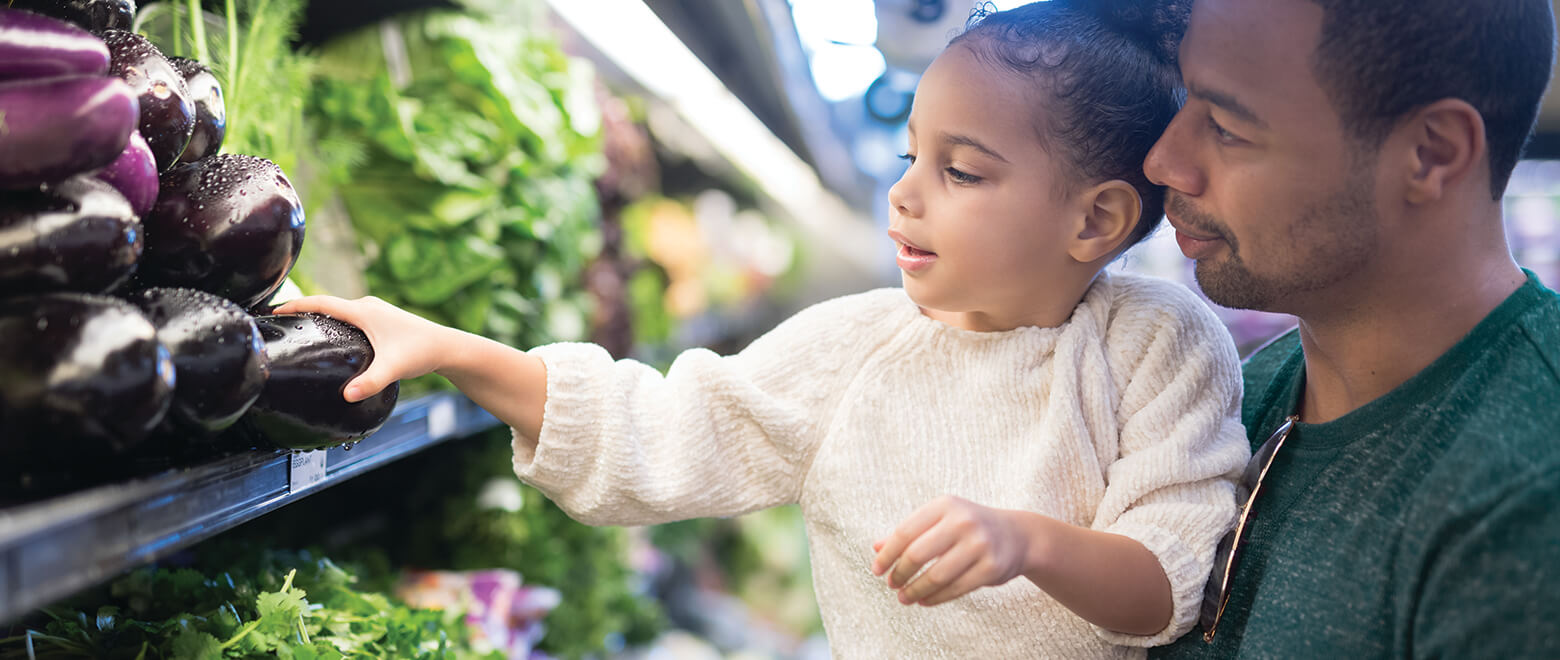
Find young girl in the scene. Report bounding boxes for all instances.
[279,2,1247,657]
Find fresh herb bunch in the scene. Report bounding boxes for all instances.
[307,0,605,369]
[0,550,500,659]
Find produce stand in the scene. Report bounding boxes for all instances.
[0,392,498,624]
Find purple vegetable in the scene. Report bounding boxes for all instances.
[130,287,268,437]
[0,292,174,457]
[93,129,158,217]
[169,57,225,165]
[0,175,141,296]
[239,313,398,450]
[0,74,137,189]
[137,154,306,308]
[0,8,110,80]
[5,0,135,34]
[102,29,192,172]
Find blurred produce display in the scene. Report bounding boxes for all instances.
[620,192,803,359]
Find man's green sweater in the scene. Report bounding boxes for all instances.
[1153,271,1560,659]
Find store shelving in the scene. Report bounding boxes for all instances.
[0,392,499,623]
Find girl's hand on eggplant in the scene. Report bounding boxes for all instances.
[272,295,458,403]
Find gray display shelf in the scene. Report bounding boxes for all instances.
[0,392,499,623]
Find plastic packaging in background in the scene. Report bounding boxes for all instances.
[397,568,562,659]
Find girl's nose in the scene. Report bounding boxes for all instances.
[887,170,921,219]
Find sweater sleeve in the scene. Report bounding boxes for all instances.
[512,291,893,526]
[1091,278,1251,647]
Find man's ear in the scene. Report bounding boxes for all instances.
[1068,180,1140,263]
[1400,98,1486,204]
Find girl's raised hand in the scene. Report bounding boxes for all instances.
[870,495,1033,607]
[271,295,456,402]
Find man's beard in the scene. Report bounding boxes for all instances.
[1177,176,1378,312]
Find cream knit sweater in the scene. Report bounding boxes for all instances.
[513,271,1249,659]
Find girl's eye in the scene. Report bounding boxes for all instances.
[898,153,915,163]
[945,167,982,184]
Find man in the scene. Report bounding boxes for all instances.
[1142,0,1560,657]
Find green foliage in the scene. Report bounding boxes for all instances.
[307,1,605,356]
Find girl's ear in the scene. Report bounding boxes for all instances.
[1068,180,1140,263]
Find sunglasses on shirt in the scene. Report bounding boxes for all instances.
[1199,414,1300,643]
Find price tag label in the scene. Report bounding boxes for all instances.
[428,398,458,439]
[289,450,328,493]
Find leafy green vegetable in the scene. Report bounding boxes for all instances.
[1,552,501,659]
[307,0,604,369]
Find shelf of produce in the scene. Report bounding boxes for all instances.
[0,392,499,623]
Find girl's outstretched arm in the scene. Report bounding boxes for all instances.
[272,295,549,445]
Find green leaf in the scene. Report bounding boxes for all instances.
[170,630,225,659]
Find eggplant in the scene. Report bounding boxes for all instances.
[0,8,110,80]
[0,74,137,189]
[240,313,398,450]
[168,57,225,165]
[102,29,192,172]
[129,287,268,437]
[0,175,141,295]
[4,0,134,34]
[137,154,306,309]
[0,292,174,457]
[92,129,158,217]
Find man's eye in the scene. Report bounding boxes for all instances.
[946,167,981,184]
[1208,116,1238,143]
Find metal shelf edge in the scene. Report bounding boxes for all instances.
[0,392,499,624]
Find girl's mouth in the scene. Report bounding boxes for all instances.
[896,242,937,272]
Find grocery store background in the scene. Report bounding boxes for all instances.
[4,0,1560,658]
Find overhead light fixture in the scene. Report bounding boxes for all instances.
[543,0,884,280]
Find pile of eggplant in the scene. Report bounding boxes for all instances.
[0,3,398,484]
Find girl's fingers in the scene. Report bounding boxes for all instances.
[872,504,945,576]
[272,295,341,316]
[887,520,960,589]
[344,362,397,402]
[914,569,990,607]
[897,543,978,604]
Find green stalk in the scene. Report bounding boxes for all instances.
[218,619,263,649]
[225,0,239,147]
[171,1,183,58]
[188,0,211,64]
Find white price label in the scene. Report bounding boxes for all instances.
[428,398,458,438]
[289,450,328,493]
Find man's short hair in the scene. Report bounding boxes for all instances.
[1307,0,1556,198]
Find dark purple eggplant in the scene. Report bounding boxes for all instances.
[93,129,158,217]
[240,313,398,450]
[0,74,137,189]
[137,154,306,308]
[129,287,268,437]
[4,0,134,34]
[0,175,141,295]
[0,8,110,80]
[102,29,192,172]
[168,57,224,165]
[0,292,174,457]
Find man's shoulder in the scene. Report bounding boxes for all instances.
[1511,276,1560,385]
